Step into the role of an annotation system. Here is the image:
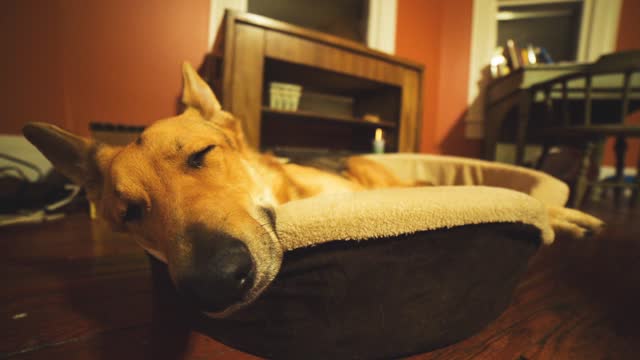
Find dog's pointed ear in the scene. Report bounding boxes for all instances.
[181,61,221,119]
[22,123,103,189]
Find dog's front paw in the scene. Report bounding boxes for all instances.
[547,206,605,240]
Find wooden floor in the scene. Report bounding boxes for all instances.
[1,199,639,359]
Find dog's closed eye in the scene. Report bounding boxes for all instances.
[187,145,216,169]
[122,203,144,223]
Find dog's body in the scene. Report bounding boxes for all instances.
[23,63,603,316]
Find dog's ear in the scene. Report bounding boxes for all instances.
[22,123,105,194]
[181,62,250,150]
[181,61,221,119]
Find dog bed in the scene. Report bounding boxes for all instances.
[148,154,568,359]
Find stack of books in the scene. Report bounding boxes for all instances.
[491,39,554,78]
[505,39,553,69]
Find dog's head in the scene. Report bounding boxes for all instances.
[23,63,283,316]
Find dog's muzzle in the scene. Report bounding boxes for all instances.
[175,232,255,313]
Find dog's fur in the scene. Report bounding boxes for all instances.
[23,63,603,316]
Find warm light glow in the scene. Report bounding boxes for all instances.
[528,47,537,65]
[375,128,383,141]
[490,54,506,67]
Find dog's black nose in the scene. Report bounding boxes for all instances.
[177,236,254,312]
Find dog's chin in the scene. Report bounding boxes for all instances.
[199,272,280,318]
[143,246,169,263]
[139,210,284,318]
[201,299,251,318]
[142,241,283,318]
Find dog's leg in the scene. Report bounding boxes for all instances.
[547,206,605,240]
[343,156,411,189]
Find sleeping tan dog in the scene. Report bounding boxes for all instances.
[23,63,603,317]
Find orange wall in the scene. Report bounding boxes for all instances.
[617,0,640,51]
[396,0,479,156]
[1,0,210,136]
[1,1,67,134]
[395,0,441,153]
[433,0,480,157]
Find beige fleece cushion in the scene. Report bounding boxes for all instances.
[364,154,569,207]
[275,186,554,251]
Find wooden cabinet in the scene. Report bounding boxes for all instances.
[203,11,423,153]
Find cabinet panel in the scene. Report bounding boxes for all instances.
[399,69,421,152]
[229,24,265,148]
[265,31,405,86]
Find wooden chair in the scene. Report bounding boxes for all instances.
[517,51,640,208]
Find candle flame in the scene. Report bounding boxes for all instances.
[528,49,537,65]
[375,128,383,141]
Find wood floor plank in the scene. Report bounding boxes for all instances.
[6,325,258,360]
[1,254,148,304]
[1,272,152,355]
[0,215,154,357]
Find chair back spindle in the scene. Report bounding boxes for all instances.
[543,86,553,126]
[584,74,593,126]
[621,70,632,124]
[562,80,570,126]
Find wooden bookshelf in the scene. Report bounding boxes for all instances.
[261,107,397,129]
[204,10,423,153]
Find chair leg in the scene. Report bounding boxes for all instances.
[535,141,551,170]
[613,136,627,207]
[571,141,595,209]
[515,92,532,166]
[589,139,606,202]
[631,156,640,208]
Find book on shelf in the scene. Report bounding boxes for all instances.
[506,39,521,70]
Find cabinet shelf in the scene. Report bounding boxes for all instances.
[261,107,397,129]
